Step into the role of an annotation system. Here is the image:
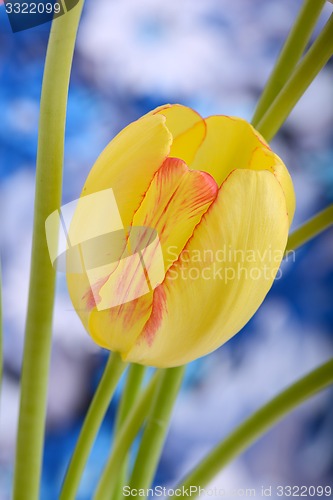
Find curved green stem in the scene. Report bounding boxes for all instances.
[252,0,326,126]
[129,366,185,490]
[94,370,161,500]
[286,203,333,254]
[60,352,126,500]
[111,364,146,500]
[173,359,333,498]
[13,4,84,499]
[256,14,333,142]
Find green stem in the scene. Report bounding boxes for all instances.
[256,14,333,142]
[129,366,185,491]
[94,370,161,500]
[60,352,126,500]
[111,364,146,500]
[286,204,333,253]
[252,0,326,126]
[115,364,146,431]
[173,359,333,498]
[13,4,84,499]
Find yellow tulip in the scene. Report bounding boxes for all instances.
[67,104,295,367]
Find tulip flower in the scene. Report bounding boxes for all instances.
[67,104,295,367]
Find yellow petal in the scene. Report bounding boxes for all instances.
[270,155,295,225]
[154,104,206,165]
[153,104,203,137]
[125,169,289,367]
[67,113,172,330]
[86,157,218,354]
[190,116,256,184]
[81,113,172,227]
[190,116,295,224]
[248,147,295,225]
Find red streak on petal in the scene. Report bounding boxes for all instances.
[141,286,166,346]
[120,295,152,329]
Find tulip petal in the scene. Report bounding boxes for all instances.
[125,169,289,367]
[81,113,173,227]
[248,147,295,225]
[86,157,218,354]
[154,104,203,137]
[154,104,207,165]
[191,116,295,224]
[66,113,172,330]
[132,157,218,267]
[190,116,257,185]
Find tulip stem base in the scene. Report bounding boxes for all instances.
[173,359,333,498]
[111,364,146,500]
[94,370,161,500]
[60,352,126,500]
[129,366,185,490]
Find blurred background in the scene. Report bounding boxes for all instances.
[0,0,333,498]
